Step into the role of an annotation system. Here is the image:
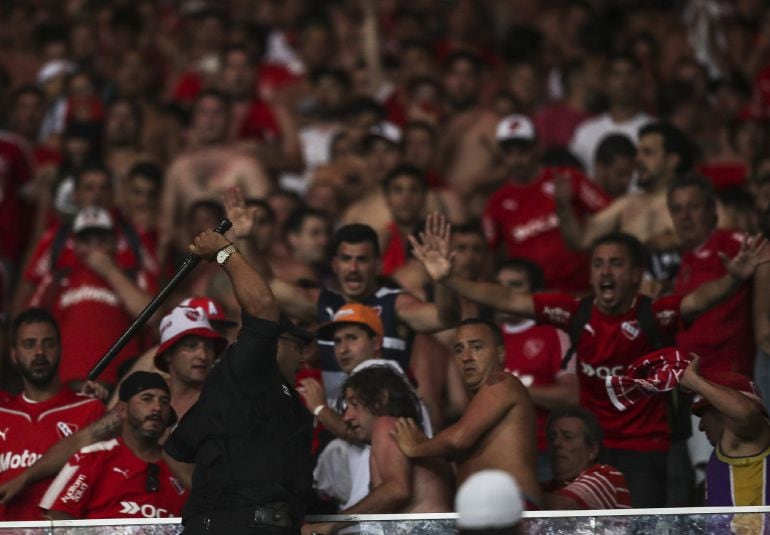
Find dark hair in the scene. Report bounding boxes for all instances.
[453,220,486,241]
[332,224,381,258]
[341,365,422,425]
[443,50,484,74]
[638,121,694,175]
[595,133,636,165]
[496,257,545,292]
[541,148,583,170]
[456,317,504,348]
[244,198,275,223]
[186,199,225,222]
[11,308,60,345]
[74,162,112,189]
[284,206,328,235]
[607,52,642,72]
[345,97,385,122]
[546,406,603,451]
[193,89,230,114]
[382,164,427,192]
[560,59,585,94]
[403,120,438,144]
[127,161,163,188]
[590,232,648,269]
[221,43,255,65]
[667,173,718,220]
[310,67,352,91]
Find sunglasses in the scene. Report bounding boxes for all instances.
[146,463,159,493]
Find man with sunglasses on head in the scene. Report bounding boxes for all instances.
[39,372,186,519]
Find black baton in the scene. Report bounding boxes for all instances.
[87,218,232,380]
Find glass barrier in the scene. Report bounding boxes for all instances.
[1,507,769,534]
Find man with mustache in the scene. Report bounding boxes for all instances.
[270,222,458,410]
[0,298,229,511]
[0,308,104,520]
[410,213,770,507]
[39,372,186,519]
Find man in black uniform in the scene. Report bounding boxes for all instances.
[163,229,315,535]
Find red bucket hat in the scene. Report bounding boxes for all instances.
[153,306,228,372]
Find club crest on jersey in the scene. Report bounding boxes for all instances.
[523,339,544,359]
[56,421,78,439]
[621,321,640,340]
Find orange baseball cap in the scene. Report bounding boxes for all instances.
[316,303,384,339]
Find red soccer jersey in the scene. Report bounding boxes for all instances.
[482,167,610,293]
[543,463,631,509]
[45,265,157,385]
[40,438,187,519]
[381,221,408,276]
[675,229,754,376]
[533,293,683,451]
[0,389,104,520]
[23,217,156,288]
[501,320,571,451]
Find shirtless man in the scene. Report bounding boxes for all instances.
[438,51,502,210]
[302,366,453,535]
[392,317,542,507]
[158,90,272,262]
[555,122,692,250]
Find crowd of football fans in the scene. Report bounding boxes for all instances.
[2,0,770,524]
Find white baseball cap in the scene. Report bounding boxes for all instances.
[455,470,524,529]
[496,114,536,144]
[72,206,114,234]
[154,306,228,371]
[367,121,402,145]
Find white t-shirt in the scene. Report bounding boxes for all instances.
[570,112,652,177]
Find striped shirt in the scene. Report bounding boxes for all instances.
[544,464,631,509]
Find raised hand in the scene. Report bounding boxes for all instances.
[722,234,770,280]
[408,212,454,281]
[222,186,255,240]
[552,169,574,208]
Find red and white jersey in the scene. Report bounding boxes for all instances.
[482,167,610,293]
[533,293,683,451]
[501,320,572,451]
[674,229,754,376]
[0,389,104,520]
[543,463,631,509]
[43,265,156,385]
[0,132,34,262]
[23,216,158,289]
[40,438,187,519]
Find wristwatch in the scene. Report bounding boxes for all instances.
[216,244,238,266]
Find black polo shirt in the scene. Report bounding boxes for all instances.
[164,312,313,524]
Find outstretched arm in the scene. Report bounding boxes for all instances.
[411,213,535,317]
[680,234,770,322]
[0,410,121,506]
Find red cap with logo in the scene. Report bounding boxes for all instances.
[153,306,228,372]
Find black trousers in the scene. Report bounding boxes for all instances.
[601,447,668,508]
[182,505,299,535]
